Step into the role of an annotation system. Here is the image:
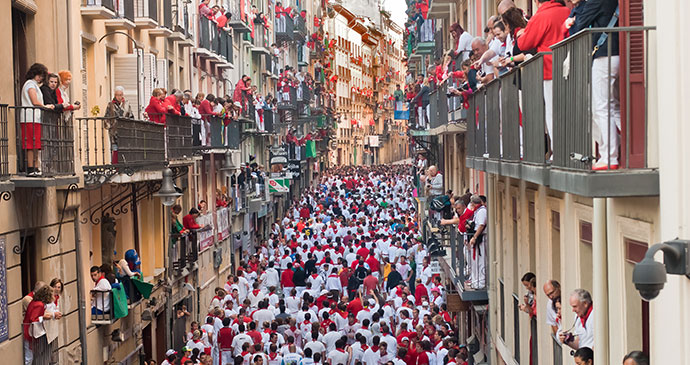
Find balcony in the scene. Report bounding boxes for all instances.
[11,107,76,186]
[165,115,194,160]
[81,0,116,20]
[172,232,199,275]
[197,17,234,66]
[0,106,11,190]
[104,0,136,29]
[277,87,298,111]
[134,0,158,28]
[434,224,488,302]
[297,44,309,66]
[466,27,658,197]
[79,116,165,167]
[169,0,194,42]
[426,0,453,18]
[226,1,252,33]
[408,19,435,58]
[293,16,307,41]
[201,115,241,150]
[250,27,271,56]
[91,289,116,325]
[275,16,295,42]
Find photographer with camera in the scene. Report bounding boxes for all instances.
[559,289,594,350]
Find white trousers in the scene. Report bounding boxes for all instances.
[592,56,621,165]
[543,79,553,154]
[470,240,486,289]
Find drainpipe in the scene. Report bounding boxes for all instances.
[72,207,88,365]
[66,0,74,85]
[592,198,609,361]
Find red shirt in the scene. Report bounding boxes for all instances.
[218,327,234,349]
[183,214,201,230]
[163,95,181,115]
[145,96,167,124]
[416,351,430,365]
[300,207,311,219]
[281,269,294,287]
[415,284,428,305]
[247,330,263,344]
[516,1,570,80]
[363,275,379,293]
[346,297,363,317]
[23,300,45,341]
[357,246,370,258]
[339,269,350,287]
[458,208,474,233]
[365,256,380,273]
[199,99,214,118]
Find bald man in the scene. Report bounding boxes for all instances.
[497,0,516,15]
[471,37,496,84]
[543,280,561,334]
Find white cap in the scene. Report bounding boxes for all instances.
[165,349,177,357]
[320,289,329,295]
[401,337,410,342]
[422,301,429,306]
[368,298,376,306]
[407,295,415,302]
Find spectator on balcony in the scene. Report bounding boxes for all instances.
[23,281,47,316]
[216,8,231,29]
[171,204,190,236]
[471,37,497,85]
[164,90,183,116]
[23,285,54,365]
[496,7,530,68]
[560,288,594,350]
[21,63,55,176]
[450,23,473,61]
[145,88,169,124]
[543,279,561,335]
[393,85,404,110]
[45,278,63,360]
[573,347,594,365]
[184,208,208,231]
[90,266,112,315]
[571,0,620,170]
[105,86,134,118]
[57,70,81,115]
[412,78,430,129]
[40,73,67,113]
[467,195,486,290]
[198,0,212,19]
[516,0,570,158]
[518,272,537,317]
[623,351,649,365]
[234,76,251,109]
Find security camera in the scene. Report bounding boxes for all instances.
[632,257,667,301]
[632,240,690,301]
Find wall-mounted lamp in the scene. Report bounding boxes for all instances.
[154,168,182,206]
[632,239,690,301]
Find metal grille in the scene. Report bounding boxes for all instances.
[466,94,476,157]
[166,114,194,159]
[0,105,9,179]
[13,107,75,176]
[500,70,520,161]
[520,54,547,164]
[486,80,501,159]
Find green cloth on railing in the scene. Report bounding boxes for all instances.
[112,285,129,319]
[131,274,154,299]
[306,140,316,158]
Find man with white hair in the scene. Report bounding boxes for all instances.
[425,166,443,196]
[560,288,594,350]
[105,86,134,118]
[471,37,496,84]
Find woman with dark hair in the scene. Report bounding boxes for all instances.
[21,63,55,176]
[40,73,66,112]
[450,23,473,61]
[497,6,533,68]
[45,278,64,362]
[573,347,593,365]
[23,285,54,364]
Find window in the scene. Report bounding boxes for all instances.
[579,221,593,290]
[512,196,518,292]
[513,293,521,363]
[625,237,650,355]
[551,210,561,280]
[528,202,536,270]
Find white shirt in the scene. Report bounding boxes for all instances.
[265,268,281,288]
[456,32,473,61]
[362,348,380,365]
[92,278,112,312]
[232,333,253,356]
[322,331,342,353]
[328,349,350,365]
[572,308,594,349]
[545,298,558,327]
[20,79,43,124]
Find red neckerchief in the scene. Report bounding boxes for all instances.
[54,295,60,306]
[252,289,261,296]
[371,346,379,352]
[360,344,369,351]
[336,348,346,353]
[269,353,278,360]
[241,351,249,356]
[580,305,593,328]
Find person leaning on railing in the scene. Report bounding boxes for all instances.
[104,86,134,118]
[23,285,54,365]
[145,88,169,124]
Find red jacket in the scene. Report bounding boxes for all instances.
[233,80,247,103]
[415,284,428,305]
[183,214,201,230]
[281,269,294,287]
[199,99,214,119]
[163,95,182,115]
[516,1,570,80]
[145,96,167,124]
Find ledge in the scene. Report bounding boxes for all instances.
[80,6,115,20]
[12,175,79,188]
[148,26,173,37]
[104,18,136,30]
[134,17,158,29]
[549,168,659,197]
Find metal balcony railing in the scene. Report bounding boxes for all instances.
[134,0,157,21]
[278,87,298,109]
[172,231,198,272]
[165,114,194,159]
[113,0,134,21]
[199,17,233,61]
[82,0,115,10]
[0,105,9,180]
[13,106,75,177]
[91,289,115,324]
[202,115,241,150]
[467,27,655,174]
[275,15,294,41]
[293,16,307,39]
[161,0,172,29]
[78,116,165,168]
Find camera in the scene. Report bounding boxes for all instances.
[632,257,667,301]
[562,332,575,343]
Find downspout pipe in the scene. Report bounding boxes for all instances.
[592,198,609,360]
[72,207,89,365]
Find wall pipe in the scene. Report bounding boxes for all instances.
[592,198,609,360]
[72,207,89,365]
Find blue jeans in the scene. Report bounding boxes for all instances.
[91,307,104,315]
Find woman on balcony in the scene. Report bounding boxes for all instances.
[57,70,81,117]
[20,63,55,176]
[145,88,170,124]
[104,86,134,118]
[45,278,64,363]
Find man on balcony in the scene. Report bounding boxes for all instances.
[571,0,620,170]
[90,266,111,315]
[164,90,183,116]
[516,0,570,158]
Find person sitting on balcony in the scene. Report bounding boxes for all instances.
[571,0,620,170]
[90,265,112,315]
[450,23,473,61]
[23,285,54,365]
[21,63,55,176]
[164,90,183,116]
[145,88,169,124]
[105,86,134,118]
[516,0,570,158]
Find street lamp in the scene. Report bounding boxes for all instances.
[154,168,182,206]
[219,151,237,177]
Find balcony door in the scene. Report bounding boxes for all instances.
[12,8,29,106]
[619,0,646,168]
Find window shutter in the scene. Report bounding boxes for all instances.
[619,0,646,168]
[112,55,141,114]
